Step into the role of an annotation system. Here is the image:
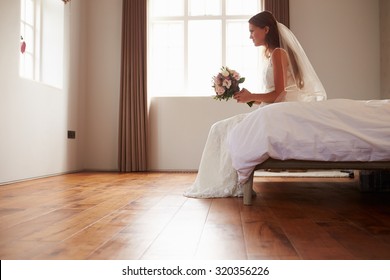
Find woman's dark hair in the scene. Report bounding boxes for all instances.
[249,11,280,57]
[249,11,303,88]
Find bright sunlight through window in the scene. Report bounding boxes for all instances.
[20,0,64,88]
[148,0,264,97]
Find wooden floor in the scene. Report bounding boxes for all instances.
[0,172,390,260]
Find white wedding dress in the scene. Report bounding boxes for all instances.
[184,52,291,198]
[184,21,327,198]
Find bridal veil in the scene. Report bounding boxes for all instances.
[276,21,327,102]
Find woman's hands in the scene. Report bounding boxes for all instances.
[233,88,254,103]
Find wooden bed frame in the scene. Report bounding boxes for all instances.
[243,159,390,205]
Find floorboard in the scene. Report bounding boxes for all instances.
[0,172,389,260]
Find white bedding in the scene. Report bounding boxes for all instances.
[227,99,390,183]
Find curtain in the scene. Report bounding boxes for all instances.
[263,0,290,28]
[118,0,148,172]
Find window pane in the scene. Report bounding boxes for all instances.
[41,0,64,88]
[226,21,263,91]
[24,0,35,25]
[226,0,259,15]
[148,0,264,97]
[150,0,184,17]
[188,0,221,16]
[149,22,184,96]
[188,20,221,95]
[21,0,26,21]
[23,25,34,53]
[20,0,35,80]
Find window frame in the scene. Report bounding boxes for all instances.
[20,0,41,80]
[148,0,263,97]
[19,0,64,89]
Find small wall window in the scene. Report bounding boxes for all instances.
[20,0,38,80]
[20,0,64,89]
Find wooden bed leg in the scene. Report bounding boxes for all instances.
[243,172,254,205]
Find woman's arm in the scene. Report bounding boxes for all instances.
[234,48,288,104]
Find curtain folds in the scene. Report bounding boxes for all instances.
[263,0,290,28]
[118,0,148,172]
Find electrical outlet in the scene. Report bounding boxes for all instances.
[67,130,76,139]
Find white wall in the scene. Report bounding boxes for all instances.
[380,0,390,99]
[148,97,255,171]
[0,0,86,184]
[82,0,122,171]
[290,0,380,100]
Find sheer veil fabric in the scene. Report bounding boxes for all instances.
[184,21,327,198]
[276,22,327,102]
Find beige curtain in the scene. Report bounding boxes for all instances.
[263,0,290,28]
[118,0,148,172]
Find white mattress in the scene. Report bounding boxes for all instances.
[227,99,390,183]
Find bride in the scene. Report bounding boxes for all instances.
[184,11,327,198]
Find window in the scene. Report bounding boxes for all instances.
[20,0,38,80]
[20,0,64,88]
[148,0,263,97]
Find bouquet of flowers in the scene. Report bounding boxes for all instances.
[212,67,253,107]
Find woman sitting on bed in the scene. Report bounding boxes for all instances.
[184,11,327,198]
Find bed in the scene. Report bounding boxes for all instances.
[242,159,390,205]
[226,99,390,205]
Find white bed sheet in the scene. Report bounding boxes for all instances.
[227,99,390,183]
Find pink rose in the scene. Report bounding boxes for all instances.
[215,85,225,95]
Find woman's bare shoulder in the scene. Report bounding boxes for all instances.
[271,48,288,57]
